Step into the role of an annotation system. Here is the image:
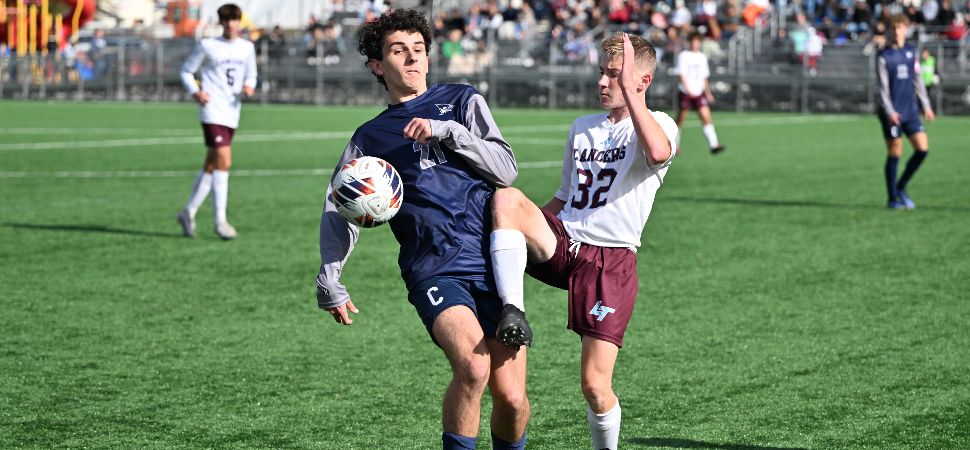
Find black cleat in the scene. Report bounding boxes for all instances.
[497,304,533,349]
[711,145,726,154]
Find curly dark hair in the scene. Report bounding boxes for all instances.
[357,9,434,89]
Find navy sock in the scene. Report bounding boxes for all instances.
[442,432,477,450]
[884,156,899,202]
[897,150,928,192]
[491,432,527,450]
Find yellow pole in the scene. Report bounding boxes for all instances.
[54,12,62,50]
[70,0,82,43]
[41,0,49,54]
[28,4,36,54]
[17,0,26,56]
[1,0,7,25]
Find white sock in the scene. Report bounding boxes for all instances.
[212,169,229,224]
[489,229,527,312]
[588,402,621,450]
[184,170,213,217]
[702,123,719,149]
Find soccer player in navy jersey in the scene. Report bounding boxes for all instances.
[877,14,934,210]
[315,9,529,450]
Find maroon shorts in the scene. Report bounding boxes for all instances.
[678,92,709,111]
[526,208,639,347]
[201,123,236,147]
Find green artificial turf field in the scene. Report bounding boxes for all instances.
[1,101,968,449]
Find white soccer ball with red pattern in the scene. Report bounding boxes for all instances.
[331,156,404,228]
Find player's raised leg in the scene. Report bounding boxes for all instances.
[210,144,236,239]
[485,338,529,449]
[490,188,558,349]
[896,131,930,209]
[433,306,492,449]
[581,336,622,450]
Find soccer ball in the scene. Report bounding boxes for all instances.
[331,156,404,228]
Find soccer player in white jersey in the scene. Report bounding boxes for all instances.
[489,33,677,450]
[675,32,724,154]
[177,3,257,240]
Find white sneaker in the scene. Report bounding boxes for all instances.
[177,209,196,238]
[215,222,237,240]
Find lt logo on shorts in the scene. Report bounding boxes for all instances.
[589,301,616,321]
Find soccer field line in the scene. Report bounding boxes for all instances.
[0,114,869,151]
[0,131,355,151]
[0,160,564,178]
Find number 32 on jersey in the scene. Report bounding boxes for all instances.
[571,168,617,209]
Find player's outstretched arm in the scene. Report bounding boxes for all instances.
[618,34,671,166]
[317,142,363,325]
[419,94,518,187]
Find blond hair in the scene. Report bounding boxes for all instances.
[600,32,657,76]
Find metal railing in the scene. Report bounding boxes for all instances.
[2,32,969,115]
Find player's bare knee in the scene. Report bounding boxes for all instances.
[492,387,529,414]
[492,188,527,227]
[453,354,490,391]
[580,379,612,408]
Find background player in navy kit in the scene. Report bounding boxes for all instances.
[177,3,257,239]
[489,33,678,450]
[315,10,529,450]
[877,14,934,210]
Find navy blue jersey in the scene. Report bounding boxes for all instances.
[877,44,931,120]
[317,84,518,308]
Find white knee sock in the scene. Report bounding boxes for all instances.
[185,170,213,217]
[212,170,229,225]
[588,402,621,450]
[489,229,527,312]
[702,123,719,149]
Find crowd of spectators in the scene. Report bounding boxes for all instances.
[21,0,967,85]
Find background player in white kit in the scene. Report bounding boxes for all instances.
[675,32,724,154]
[177,3,257,240]
[489,33,677,450]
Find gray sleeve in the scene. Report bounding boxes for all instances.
[316,141,363,310]
[876,55,896,116]
[913,62,932,113]
[429,94,518,187]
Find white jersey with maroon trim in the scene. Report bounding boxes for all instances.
[554,111,678,251]
[180,36,257,129]
[676,50,710,97]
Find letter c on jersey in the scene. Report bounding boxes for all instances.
[427,286,444,305]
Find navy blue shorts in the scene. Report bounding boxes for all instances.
[408,276,502,345]
[877,110,924,140]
